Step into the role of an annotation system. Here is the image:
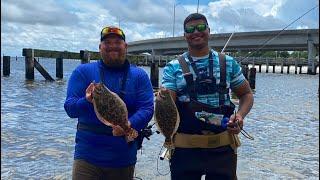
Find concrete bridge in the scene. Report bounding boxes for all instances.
[127,29,319,74]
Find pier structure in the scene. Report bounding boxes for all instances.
[127,29,319,75]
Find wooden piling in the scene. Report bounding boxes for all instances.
[287,65,290,74]
[3,56,10,76]
[56,57,63,79]
[80,50,90,64]
[241,65,249,79]
[280,59,284,73]
[23,49,35,80]
[248,68,256,89]
[150,62,159,88]
[34,58,55,81]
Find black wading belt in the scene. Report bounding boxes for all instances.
[178,52,228,106]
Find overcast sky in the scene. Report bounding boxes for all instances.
[1,0,319,56]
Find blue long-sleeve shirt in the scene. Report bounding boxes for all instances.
[64,60,154,167]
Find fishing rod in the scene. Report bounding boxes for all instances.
[221,31,235,53]
[238,4,319,63]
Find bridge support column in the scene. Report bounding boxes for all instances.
[272,65,275,73]
[266,58,269,73]
[299,66,302,74]
[294,59,298,74]
[307,37,317,75]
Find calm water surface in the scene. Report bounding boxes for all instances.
[1,58,319,179]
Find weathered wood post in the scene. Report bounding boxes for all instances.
[23,48,35,80]
[248,67,256,89]
[252,57,255,70]
[150,62,159,88]
[80,50,90,64]
[145,55,148,66]
[56,54,63,79]
[258,56,261,73]
[3,56,10,76]
[241,65,249,80]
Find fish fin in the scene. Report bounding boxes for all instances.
[164,141,174,149]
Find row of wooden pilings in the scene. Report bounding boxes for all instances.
[1,55,257,91]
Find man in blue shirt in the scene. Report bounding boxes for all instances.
[64,26,154,179]
[158,13,254,179]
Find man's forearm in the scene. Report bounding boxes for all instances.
[237,92,254,119]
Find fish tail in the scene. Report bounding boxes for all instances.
[164,140,174,149]
[126,128,138,139]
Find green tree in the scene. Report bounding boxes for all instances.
[279,51,289,58]
[290,51,308,58]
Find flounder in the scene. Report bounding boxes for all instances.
[92,82,138,140]
[154,89,180,149]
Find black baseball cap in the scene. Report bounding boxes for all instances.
[183,13,209,28]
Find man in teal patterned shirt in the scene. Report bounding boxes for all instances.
[158,13,254,180]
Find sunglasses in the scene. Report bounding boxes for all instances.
[101,27,125,40]
[185,24,208,33]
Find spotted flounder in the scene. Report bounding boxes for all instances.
[92,82,138,139]
[154,89,180,149]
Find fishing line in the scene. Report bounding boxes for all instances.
[239,4,319,63]
[156,145,171,176]
[234,110,254,140]
[237,121,255,140]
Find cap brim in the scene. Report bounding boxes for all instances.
[101,33,125,41]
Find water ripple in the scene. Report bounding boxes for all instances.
[1,58,319,179]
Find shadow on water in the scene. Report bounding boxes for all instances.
[1,58,319,179]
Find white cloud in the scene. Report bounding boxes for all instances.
[1,0,319,56]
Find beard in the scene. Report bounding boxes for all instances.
[101,50,126,67]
